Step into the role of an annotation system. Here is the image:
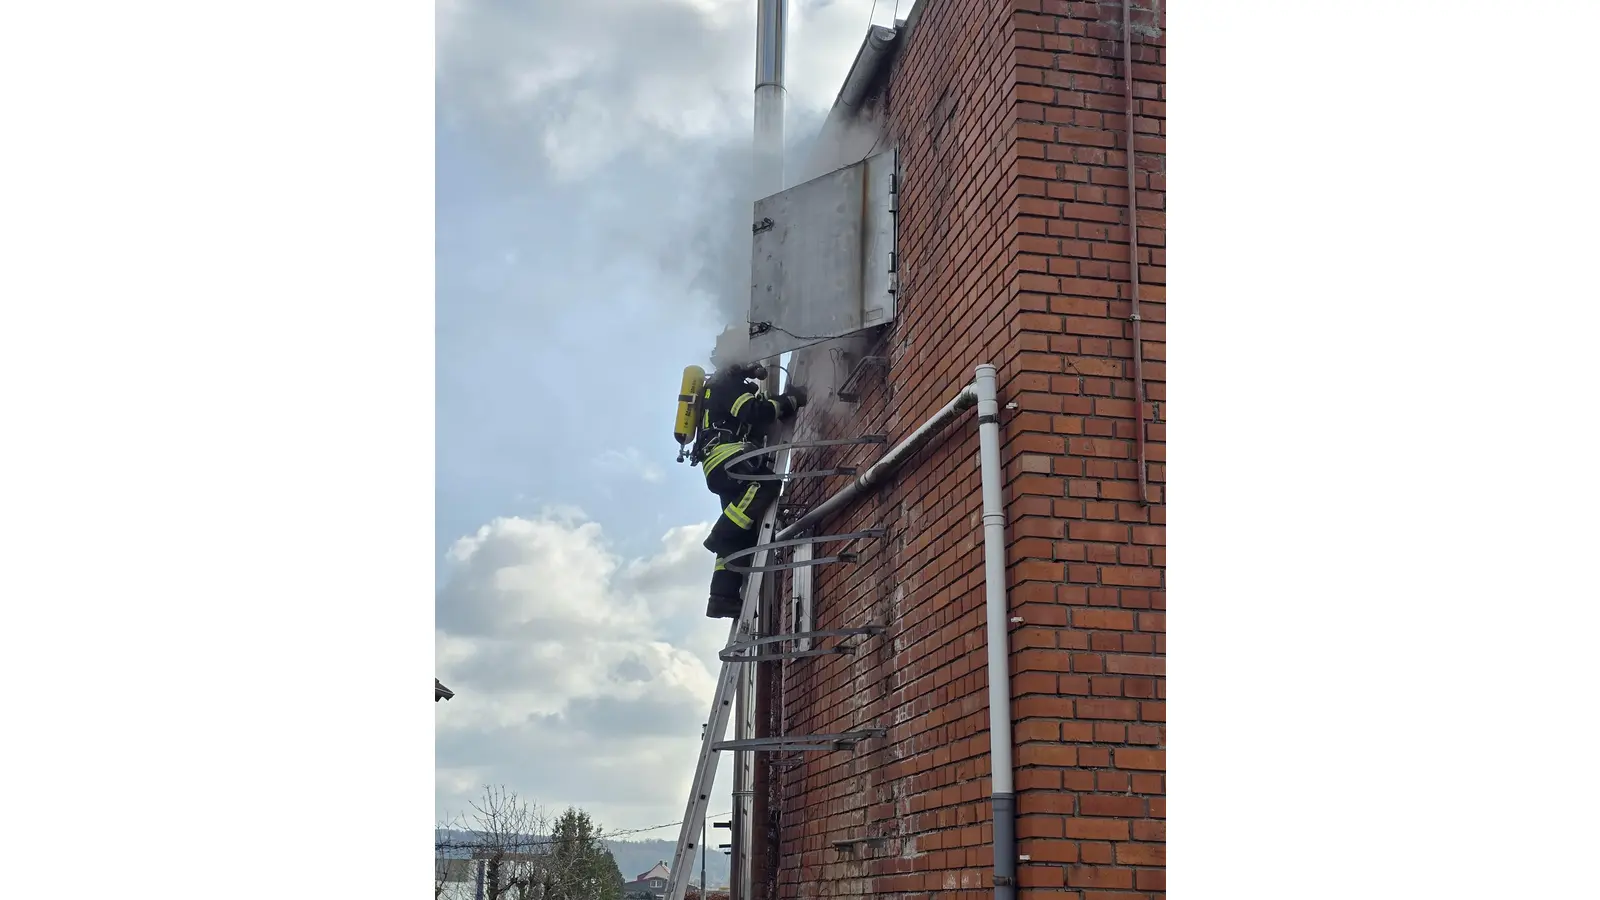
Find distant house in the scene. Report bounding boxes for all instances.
[622,861,671,900]
[436,850,542,900]
[436,679,454,702]
[436,857,474,899]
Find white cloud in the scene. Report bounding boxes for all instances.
[431,0,901,829]
[435,0,886,181]
[595,447,665,484]
[436,511,736,831]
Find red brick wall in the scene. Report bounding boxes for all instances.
[769,2,1165,899]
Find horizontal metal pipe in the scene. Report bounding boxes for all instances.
[775,383,978,541]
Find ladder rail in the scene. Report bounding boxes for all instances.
[670,434,885,900]
[665,501,777,900]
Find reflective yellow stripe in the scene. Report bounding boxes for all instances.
[704,441,744,472]
[723,483,761,530]
[714,557,726,572]
[729,392,752,416]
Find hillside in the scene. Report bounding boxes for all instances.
[435,832,729,889]
[610,839,728,888]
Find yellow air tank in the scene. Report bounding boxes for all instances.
[674,365,707,450]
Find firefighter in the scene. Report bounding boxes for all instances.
[695,332,807,618]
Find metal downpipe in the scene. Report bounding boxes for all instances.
[974,363,1016,900]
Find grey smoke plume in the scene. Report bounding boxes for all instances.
[437,0,754,181]
[436,0,891,361]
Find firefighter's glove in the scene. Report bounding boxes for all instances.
[777,387,809,418]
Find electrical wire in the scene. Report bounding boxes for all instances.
[748,321,838,344]
[436,811,735,851]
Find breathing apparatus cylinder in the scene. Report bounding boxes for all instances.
[673,365,707,461]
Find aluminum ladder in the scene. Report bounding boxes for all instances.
[665,435,891,900]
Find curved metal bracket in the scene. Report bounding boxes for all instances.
[720,625,886,662]
[724,435,889,482]
[712,729,886,753]
[727,467,859,482]
[722,528,886,574]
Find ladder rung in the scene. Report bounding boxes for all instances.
[719,626,886,662]
[712,729,886,753]
[730,466,857,482]
[721,436,889,478]
[725,552,858,574]
[721,528,885,574]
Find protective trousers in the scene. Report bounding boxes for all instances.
[702,446,781,609]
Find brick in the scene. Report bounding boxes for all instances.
[1102,567,1162,587]
[764,0,1164,893]
[1065,866,1133,889]
[1076,699,1137,720]
[1130,773,1164,794]
[1097,773,1132,796]
[1078,794,1146,818]
[1114,748,1165,771]
[1018,744,1078,767]
[1068,438,1129,459]
[1073,608,1134,631]
[1115,842,1165,866]
[1090,676,1123,696]
[1025,840,1081,863]
[1015,720,1061,742]
[1018,817,1064,839]
[1067,520,1128,542]
[1018,866,1066,889]
[1131,820,1165,842]
[1077,842,1113,865]
[1127,724,1162,743]
[1064,818,1129,841]
[1079,746,1111,767]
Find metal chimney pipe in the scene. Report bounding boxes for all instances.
[737,10,787,900]
[753,0,787,198]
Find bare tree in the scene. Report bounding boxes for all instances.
[468,785,549,900]
[436,787,624,900]
[436,811,469,900]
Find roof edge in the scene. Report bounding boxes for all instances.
[816,0,932,138]
[826,24,899,119]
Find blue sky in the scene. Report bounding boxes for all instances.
[435,112,719,564]
[433,0,907,835]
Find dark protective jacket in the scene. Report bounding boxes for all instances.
[694,364,797,472]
